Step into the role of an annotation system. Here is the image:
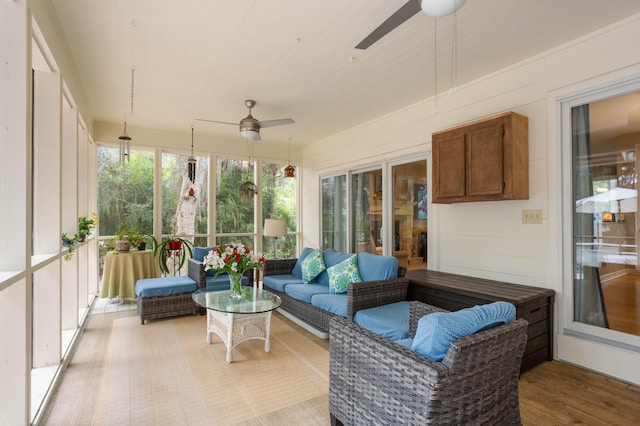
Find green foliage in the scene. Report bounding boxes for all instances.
[97,149,154,236]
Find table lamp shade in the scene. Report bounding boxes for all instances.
[264,218,287,237]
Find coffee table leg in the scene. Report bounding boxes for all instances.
[264,311,272,353]
[226,313,234,363]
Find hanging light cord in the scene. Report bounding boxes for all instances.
[433,17,439,113]
[449,9,458,94]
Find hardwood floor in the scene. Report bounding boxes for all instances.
[603,273,640,335]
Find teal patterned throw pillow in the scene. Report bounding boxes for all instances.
[328,255,362,294]
[301,248,326,283]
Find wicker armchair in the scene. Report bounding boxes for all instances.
[329,301,529,425]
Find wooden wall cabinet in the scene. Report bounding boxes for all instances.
[432,111,529,203]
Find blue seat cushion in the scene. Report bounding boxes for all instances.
[354,301,410,341]
[284,283,329,304]
[292,247,315,279]
[263,274,303,292]
[310,293,348,317]
[135,276,198,298]
[411,301,516,361]
[356,252,398,281]
[205,273,249,290]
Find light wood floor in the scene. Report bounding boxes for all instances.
[603,273,640,335]
[41,308,640,425]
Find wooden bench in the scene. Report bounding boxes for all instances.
[405,269,555,372]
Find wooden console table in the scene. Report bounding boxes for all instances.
[405,269,555,372]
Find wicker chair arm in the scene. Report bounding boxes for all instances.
[187,258,254,289]
[187,258,207,290]
[408,300,449,337]
[347,278,409,320]
[263,258,298,276]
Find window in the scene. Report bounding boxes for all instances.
[261,161,296,259]
[568,88,640,340]
[215,158,256,243]
[321,157,428,271]
[321,175,347,252]
[162,152,209,247]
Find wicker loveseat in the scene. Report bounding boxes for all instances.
[329,301,529,425]
[262,248,408,335]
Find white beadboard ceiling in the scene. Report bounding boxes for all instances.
[48,0,640,146]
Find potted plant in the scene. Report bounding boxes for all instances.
[126,231,147,250]
[61,232,76,261]
[150,235,194,276]
[77,212,99,242]
[113,224,131,252]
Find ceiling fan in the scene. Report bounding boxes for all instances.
[355,0,466,50]
[195,100,294,141]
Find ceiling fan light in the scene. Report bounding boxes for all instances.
[240,129,260,140]
[421,0,466,17]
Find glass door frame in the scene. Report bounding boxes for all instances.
[560,75,640,349]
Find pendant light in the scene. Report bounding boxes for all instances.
[284,137,295,178]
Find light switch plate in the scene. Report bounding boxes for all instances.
[522,209,543,224]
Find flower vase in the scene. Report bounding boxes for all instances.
[228,272,243,299]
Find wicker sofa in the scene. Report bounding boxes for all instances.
[262,248,408,335]
[329,301,529,425]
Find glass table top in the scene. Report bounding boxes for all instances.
[192,287,282,314]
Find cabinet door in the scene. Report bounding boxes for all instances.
[433,132,466,202]
[467,120,504,197]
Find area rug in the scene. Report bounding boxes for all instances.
[45,312,329,425]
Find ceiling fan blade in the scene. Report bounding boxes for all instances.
[355,0,422,50]
[257,118,295,128]
[194,118,237,126]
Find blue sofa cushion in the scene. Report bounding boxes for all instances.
[327,255,362,294]
[204,273,249,291]
[284,283,329,304]
[301,248,326,283]
[135,276,198,298]
[356,252,398,282]
[192,246,216,262]
[354,301,410,341]
[292,247,315,279]
[411,301,516,361]
[396,338,414,349]
[310,293,348,317]
[316,249,355,284]
[263,274,303,292]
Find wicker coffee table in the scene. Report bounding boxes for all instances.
[192,287,282,362]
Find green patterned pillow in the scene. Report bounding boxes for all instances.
[301,248,326,283]
[327,255,362,294]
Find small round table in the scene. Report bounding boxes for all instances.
[192,287,282,362]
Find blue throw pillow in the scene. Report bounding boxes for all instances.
[411,301,516,361]
[301,248,326,283]
[356,252,398,281]
[327,255,362,294]
[192,246,216,262]
[292,247,315,279]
